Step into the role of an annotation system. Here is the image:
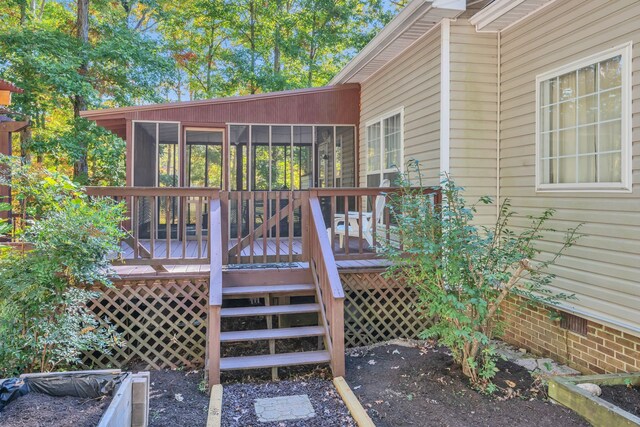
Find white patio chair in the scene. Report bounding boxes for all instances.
[328,179,390,249]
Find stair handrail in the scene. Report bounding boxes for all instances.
[308,194,345,377]
[207,196,223,385]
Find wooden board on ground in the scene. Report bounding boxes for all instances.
[548,373,640,427]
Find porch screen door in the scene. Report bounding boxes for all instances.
[185,129,224,239]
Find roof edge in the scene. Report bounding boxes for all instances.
[81,84,359,119]
[0,79,24,93]
[329,0,465,85]
[329,0,434,85]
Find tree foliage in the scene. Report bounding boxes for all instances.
[1,0,399,182]
[0,163,126,376]
[383,161,582,391]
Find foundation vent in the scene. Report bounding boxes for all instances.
[560,312,588,336]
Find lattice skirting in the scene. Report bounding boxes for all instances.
[339,271,432,348]
[84,277,208,370]
[84,271,427,369]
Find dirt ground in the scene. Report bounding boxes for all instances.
[345,343,591,427]
[600,384,640,416]
[0,392,111,427]
[148,369,210,427]
[222,378,355,426]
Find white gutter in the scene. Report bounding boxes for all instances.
[496,31,501,219]
[469,0,527,31]
[439,18,451,175]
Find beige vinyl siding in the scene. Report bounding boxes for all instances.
[500,0,640,334]
[359,25,441,187]
[449,20,498,226]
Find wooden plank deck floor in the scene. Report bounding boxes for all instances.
[113,237,386,278]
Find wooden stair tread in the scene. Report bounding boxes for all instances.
[220,350,330,370]
[220,326,325,342]
[221,303,320,317]
[222,283,315,296]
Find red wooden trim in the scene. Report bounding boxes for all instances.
[86,187,220,197]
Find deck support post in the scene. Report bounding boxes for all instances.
[207,305,221,386]
[330,298,345,377]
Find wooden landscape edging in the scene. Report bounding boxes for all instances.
[206,384,223,427]
[333,376,375,427]
[19,370,150,427]
[548,372,640,427]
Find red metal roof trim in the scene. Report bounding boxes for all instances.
[80,84,360,118]
[0,79,24,93]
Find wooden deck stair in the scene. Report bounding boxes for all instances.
[220,350,331,371]
[220,303,320,317]
[206,194,349,386]
[221,283,315,297]
[213,269,332,380]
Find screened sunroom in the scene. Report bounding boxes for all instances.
[82,85,361,249]
[131,122,356,191]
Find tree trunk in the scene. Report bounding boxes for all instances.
[249,0,256,94]
[20,126,32,164]
[73,0,89,181]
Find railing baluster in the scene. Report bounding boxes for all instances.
[357,195,363,254]
[275,191,281,263]
[150,196,156,259]
[249,191,255,264]
[330,195,336,253]
[220,192,229,265]
[343,195,349,256]
[196,196,203,259]
[371,194,377,251]
[262,191,268,263]
[132,195,139,259]
[182,195,187,259]
[165,196,171,260]
[385,204,391,246]
[236,192,242,264]
[288,191,294,262]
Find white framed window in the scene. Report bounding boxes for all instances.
[536,43,632,192]
[366,108,404,186]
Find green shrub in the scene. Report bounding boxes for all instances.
[383,162,581,391]
[0,175,125,376]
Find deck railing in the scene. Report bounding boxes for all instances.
[221,190,308,265]
[86,187,220,270]
[309,195,345,377]
[88,186,441,267]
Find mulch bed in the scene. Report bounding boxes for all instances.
[600,385,640,416]
[0,392,111,427]
[346,343,591,427]
[148,369,209,427]
[221,378,356,426]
